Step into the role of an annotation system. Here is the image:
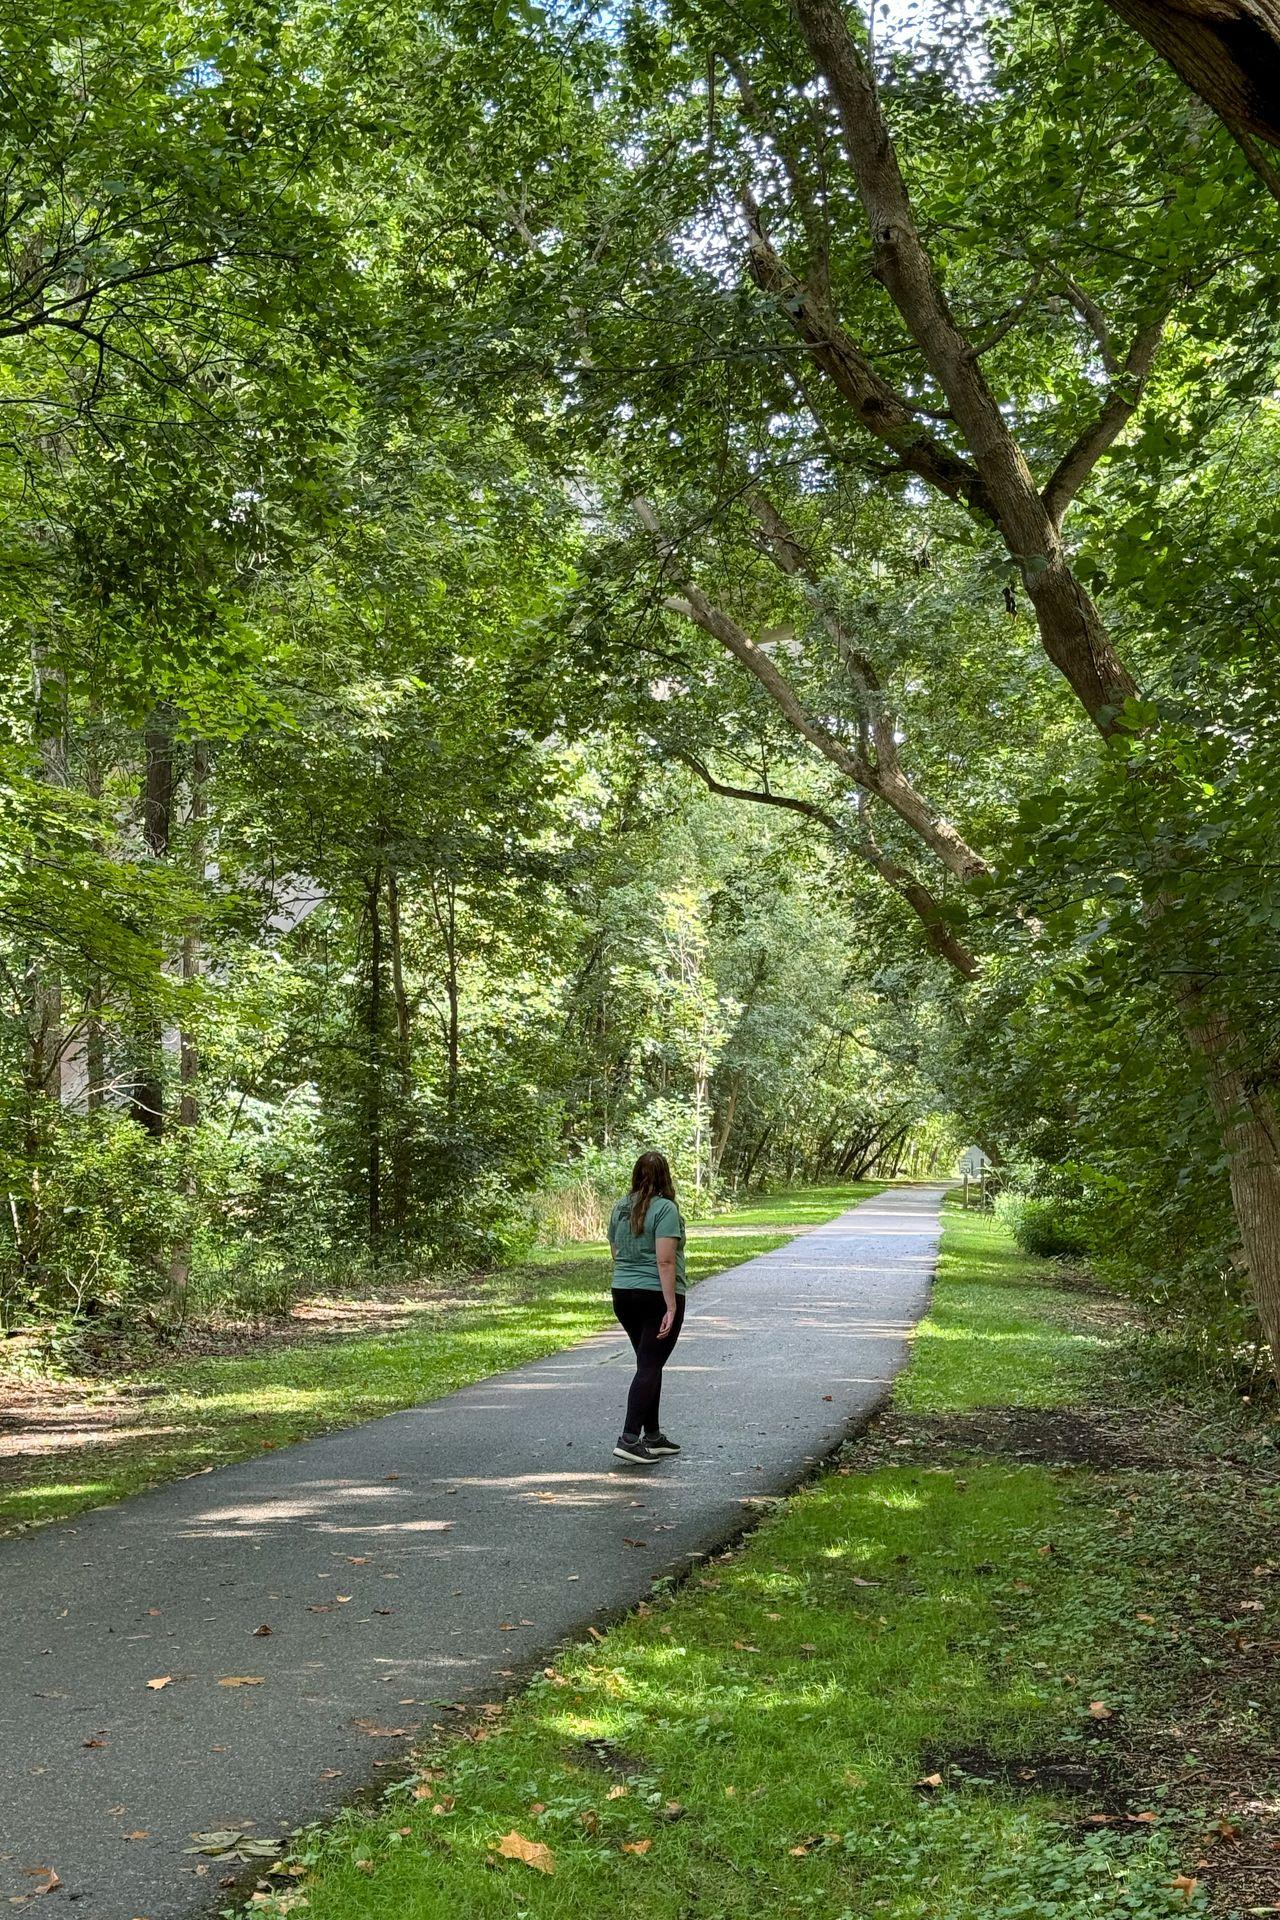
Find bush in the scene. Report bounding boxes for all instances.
[1010,1195,1090,1258]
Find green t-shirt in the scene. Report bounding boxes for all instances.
[608,1192,687,1292]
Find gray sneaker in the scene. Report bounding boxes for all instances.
[613,1434,660,1465]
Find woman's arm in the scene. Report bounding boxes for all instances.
[654,1238,678,1339]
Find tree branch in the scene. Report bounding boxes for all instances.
[743,197,995,521]
[635,496,988,881]
[790,0,1141,732]
[673,748,980,978]
[1041,302,1173,526]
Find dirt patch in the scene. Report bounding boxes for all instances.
[920,1744,1121,1804]
[861,1404,1250,1473]
[577,1737,651,1779]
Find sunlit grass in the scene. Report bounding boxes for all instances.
[896,1202,1107,1411]
[710,1179,888,1228]
[285,1206,1200,1920]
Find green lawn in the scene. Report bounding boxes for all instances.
[257,1200,1237,1920]
[0,1185,881,1536]
[709,1179,888,1228]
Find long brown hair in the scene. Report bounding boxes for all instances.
[630,1150,676,1234]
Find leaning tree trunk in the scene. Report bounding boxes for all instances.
[1105,0,1280,198]
[1177,986,1280,1367]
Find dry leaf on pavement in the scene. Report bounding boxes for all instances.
[218,1676,264,1687]
[146,1676,172,1690]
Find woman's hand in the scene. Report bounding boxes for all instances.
[657,1305,675,1340]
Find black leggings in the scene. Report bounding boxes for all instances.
[612,1287,686,1438]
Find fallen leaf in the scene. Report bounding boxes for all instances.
[252,1625,272,1637]
[146,1676,172,1691]
[587,1626,605,1643]
[790,1844,809,1856]
[621,1839,652,1856]
[319,1769,342,1782]
[821,1394,833,1402]
[580,1809,599,1834]
[1129,1812,1158,1825]
[354,1720,412,1737]
[916,1773,944,1789]
[623,1538,647,1548]
[83,1737,107,1749]
[529,1802,547,1815]
[25,1869,60,1897]
[495,1830,555,1874]
[664,1800,684,1818]
[218,1676,264,1687]
[607,1785,628,1801]
[335,1596,352,1605]
[850,1577,879,1588]
[124,1830,150,1841]
[1136,1612,1156,1623]
[345,1556,371,1565]
[1171,1874,1198,1900]
[1087,1701,1114,1720]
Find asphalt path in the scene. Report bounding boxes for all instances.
[0,1182,946,1917]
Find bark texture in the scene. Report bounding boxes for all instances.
[1107,0,1280,161]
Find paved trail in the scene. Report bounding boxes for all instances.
[0,1184,946,1918]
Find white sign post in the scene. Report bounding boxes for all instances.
[959,1146,990,1209]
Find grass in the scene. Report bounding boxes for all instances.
[0,1185,880,1536]
[249,1198,1280,1920]
[708,1180,890,1229]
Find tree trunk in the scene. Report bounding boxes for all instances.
[169,742,209,1313]
[1176,985,1280,1366]
[131,710,176,1138]
[1105,0,1280,194]
[710,1074,740,1181]
[431,873,460,1117]
[386,867,415,1234]
[366,865,384,1240]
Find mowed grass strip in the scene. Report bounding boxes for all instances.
[2,1186,880,1533]
[262,1203,1207,1920]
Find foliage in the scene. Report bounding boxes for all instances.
[6,0,1280,1382]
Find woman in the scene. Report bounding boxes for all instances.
[608,1149,687,1465]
